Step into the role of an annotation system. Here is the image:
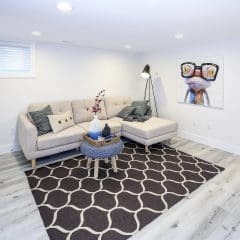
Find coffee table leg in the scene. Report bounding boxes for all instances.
[94,159,99,178]
[111,156,118,173]
[87,157,92,169]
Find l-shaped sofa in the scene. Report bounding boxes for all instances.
[18,96,178,168]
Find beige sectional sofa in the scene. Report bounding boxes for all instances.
[18,96,178,168]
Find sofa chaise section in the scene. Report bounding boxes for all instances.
[105,97,178,151]
[111,116,178,151]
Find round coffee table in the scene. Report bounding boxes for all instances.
[80,139,124,178]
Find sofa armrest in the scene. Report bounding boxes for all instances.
[17,113,38,160]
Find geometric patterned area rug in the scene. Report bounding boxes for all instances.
[25,142,224,240]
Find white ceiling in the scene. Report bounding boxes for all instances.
[0,0,240,52]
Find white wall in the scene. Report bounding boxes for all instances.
[1,41,239,155]
[0,43,141,154]
[141,41,240,154]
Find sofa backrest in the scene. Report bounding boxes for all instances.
[26,97,131,123]
[104,96,132,119]
[28,101,72,114]
[72,99,107,123]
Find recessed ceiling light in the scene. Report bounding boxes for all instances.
[175,33,184,39]
[32,31,41,36]
[125,44,132,49]
[57,1,73,12]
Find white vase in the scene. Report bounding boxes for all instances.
[88,115,101,140]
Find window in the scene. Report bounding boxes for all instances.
[0,42,35,78]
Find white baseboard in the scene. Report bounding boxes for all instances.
[178,130,240,155]
[0,144,21,155]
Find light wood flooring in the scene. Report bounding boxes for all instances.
[0,137,239,240]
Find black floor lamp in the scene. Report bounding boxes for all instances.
[141,64,159,117]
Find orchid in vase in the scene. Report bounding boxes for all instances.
[86,90,105,140]
[86,89,105,115]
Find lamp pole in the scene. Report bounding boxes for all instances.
[142,64,159,117]
[144,77,159,117]
[150,76,159,117]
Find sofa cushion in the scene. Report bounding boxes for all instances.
[72,99,107,123]
[78,120,122,135]
[109,117,125,124]
[28,101,72,114]
[29,105,53,136]
[104,96,132,118]
[37,125,86,151]
[122,117,178,139]
[48,111,74,133]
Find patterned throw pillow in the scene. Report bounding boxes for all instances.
[134,105,148,116]
[132,100,149,117]
[29,105,53,136]
[132,100,149,107]
[117,106,136,119]
[145,106,152,116]
[48,111,74,133]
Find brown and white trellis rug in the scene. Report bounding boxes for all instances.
[25,142,224,240]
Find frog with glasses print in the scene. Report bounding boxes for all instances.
[181,62,219,106]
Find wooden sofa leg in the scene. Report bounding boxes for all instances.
[31,159,36,169]
[145,145,149,153]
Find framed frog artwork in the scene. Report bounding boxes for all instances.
[177,57,224,109]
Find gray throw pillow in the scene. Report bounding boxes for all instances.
[118,106,136,119]
[29,105,53,136]
[145,106,152,116]
[132,100,149,107]
[132,100,149,117]
[134,105,148,116]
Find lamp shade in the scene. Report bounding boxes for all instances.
[141,64,151,79]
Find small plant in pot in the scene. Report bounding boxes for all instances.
[86,90,105,140]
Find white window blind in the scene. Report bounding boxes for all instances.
[0,42,35,78]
